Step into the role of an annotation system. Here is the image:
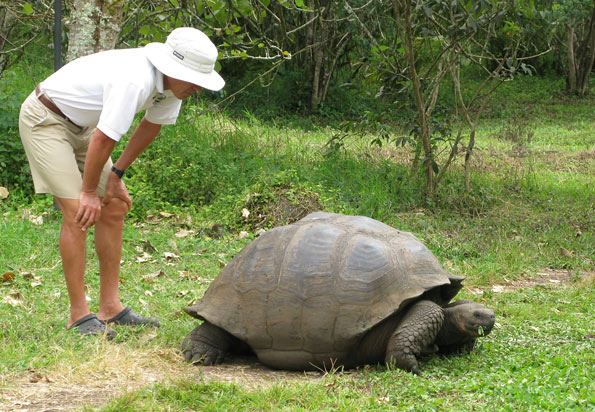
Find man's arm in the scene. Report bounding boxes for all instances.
[111,117,162,173]
[75,118,162,230]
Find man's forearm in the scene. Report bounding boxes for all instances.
[113,118,161,171]
[82,129,117,193]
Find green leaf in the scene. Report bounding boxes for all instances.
[23,2,34,15]
[295,0,304,7]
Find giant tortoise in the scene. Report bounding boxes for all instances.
[182,212,495,374]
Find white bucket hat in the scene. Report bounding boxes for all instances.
[144,27,225,91]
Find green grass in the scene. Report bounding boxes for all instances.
[1,69,594,410]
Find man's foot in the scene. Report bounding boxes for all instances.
[66,314,117,339]
[100,306,160,327]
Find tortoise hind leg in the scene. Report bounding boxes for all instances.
[182,321,237,365]
[385,300,444,375]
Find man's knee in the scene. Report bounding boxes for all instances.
[101,198,129,222]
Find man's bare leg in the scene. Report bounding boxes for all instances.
[55,197,91,328]
[94,198,128,321]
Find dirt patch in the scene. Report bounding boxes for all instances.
[0,348,319,412]
[468,268,593,295]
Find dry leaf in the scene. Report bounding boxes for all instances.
[559,247,573,258]
[179,271,202,280]
[9,290,24,300]
[144,290,153,296]
[0,186,9,199]
[164,252,179,261]
[21,272,36,280]
[175,228,191,238]
[30,281,42,288]
[2,271,16,283]
[140,239,157,252]
[238,231,249,239]
[3,296,22,307]
[29,215,44,225]
[241,208,250,219]
[142,270,166,283]
[159,211,177,218]
[376,397,390,404]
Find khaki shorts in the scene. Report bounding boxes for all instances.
[18,91,112,199]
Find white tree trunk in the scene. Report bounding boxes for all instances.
[66,0,124,62]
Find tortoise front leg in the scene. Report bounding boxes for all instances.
[385,300,444,375]
[182,321,236,365]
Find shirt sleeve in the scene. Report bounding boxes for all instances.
[144,96,182,125]
[97,81,147,141]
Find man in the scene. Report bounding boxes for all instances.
[19,27,224,338]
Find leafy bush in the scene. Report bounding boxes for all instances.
[0,74,33,201]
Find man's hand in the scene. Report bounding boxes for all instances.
[102,173,132,211]
[75,190,102,231]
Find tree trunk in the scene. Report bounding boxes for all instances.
[0,7,16,77]
[66,0,124,62]
[566,6,595,96]
[577,6,595,95]
[393,0,434,195]
[567,22,577,93]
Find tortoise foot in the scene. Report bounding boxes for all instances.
[182,322,234,365]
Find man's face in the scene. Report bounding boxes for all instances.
[164,76,202,100]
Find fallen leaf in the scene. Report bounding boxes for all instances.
[175,228,191,238]
[144,290,153,296]
[140,239,157,252]
[179,271,202,281]
[2,271,16,283]
[3,296,22,307]
[30,281,42,288]
[0,186,8,199]
[142,270,166,283]
[241,208,250,219]
[164,252,179,261]
[29,215,44,225]
[238,231,249,239]
[585,334,594,339]
[159,211,177,218]
[376,396,390,404]
[9,290,24,300]
[21,272,35,280]
[559,247,573,258]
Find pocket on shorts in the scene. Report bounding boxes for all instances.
[20,96,51,130]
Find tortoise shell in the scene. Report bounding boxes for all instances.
[185,212,463,368]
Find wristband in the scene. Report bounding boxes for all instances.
[111,165,125,178]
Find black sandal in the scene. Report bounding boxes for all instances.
[101,306,161,327]
[67,313,117,339]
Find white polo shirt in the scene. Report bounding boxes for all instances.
[40,47,182,141]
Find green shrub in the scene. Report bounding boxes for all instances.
[0,73,33,201]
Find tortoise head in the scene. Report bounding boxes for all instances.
[436,300,495,346]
